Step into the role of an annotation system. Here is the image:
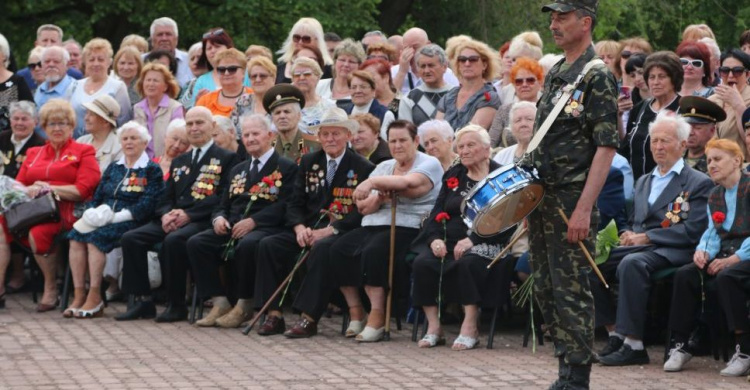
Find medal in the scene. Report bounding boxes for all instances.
[564,106,573,114]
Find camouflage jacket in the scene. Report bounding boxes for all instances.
[528,45,619,188]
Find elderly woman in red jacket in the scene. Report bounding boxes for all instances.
[0,99,100,311]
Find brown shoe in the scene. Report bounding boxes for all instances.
[257,315,285,336]
[215,306,251,328]
[195,304,232,327]
[284,317,318,338]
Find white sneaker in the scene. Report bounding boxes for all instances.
[720,345,750,377]
[663,343,692,372]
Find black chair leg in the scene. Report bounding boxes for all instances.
[411,309,422,342]
[487,306,499,349]
[522,308,531,347]
[341,312,350,336]
[60,262,72,312]
[189,284,199,324]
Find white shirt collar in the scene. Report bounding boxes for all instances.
[351,100,373,114]
[651,158,684,178]
[193,139,214,160]
[116,151,150,169]
[326,148,346,167]
[249,147,275,170]
[10,133,33,154]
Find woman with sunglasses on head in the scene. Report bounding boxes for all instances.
[677,41,714,98]
[196,49,253,118]
[275,17,333,85]
[488,57,542,148]
[709,49,750,161]
[618,37,653,90]
[436,39,500,131]
[188,28,250,108]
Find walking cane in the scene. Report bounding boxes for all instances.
[557,208,609,289]
[383,195,398,341]
[241,250,313,335]
[486,226,528,269]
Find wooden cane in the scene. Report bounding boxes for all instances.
[383,195,398,341]
[556,208,609,289]
[241,250,312,335]
[486,226,528,269]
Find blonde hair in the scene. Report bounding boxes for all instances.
[291,57,323,77]
[245,45,273,60]
[120,34,149,53]
[508,31,543,60]
[214,48,247,69]
[452,39,500,81]
[82,38,114,63]
[445,35,473,62]
[247,56,277,79]
[682,24,715,42]
[136,62,180,99]
[39,99,76,129]
[277,17,332,65]
[113,46,143,79]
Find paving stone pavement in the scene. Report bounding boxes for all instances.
[0,294,748,389]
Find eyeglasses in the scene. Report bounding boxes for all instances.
[620,50,632,60]
[292,71,314,79]
[28,62,43,69]
[249,73,270,80]
[718,66,746,77]
[680,58,703,68]
[203,28,225,39]
[349,84,372,91]
[457,55,481,64]
[47,121,69,129]
[216,66,242,75]
[292,34,313,44]
[336,58,360,66]
[514,77,537,86]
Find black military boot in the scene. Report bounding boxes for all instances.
[548,356,571,390]
[565,364,591,390]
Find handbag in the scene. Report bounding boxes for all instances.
[5,192,60,234]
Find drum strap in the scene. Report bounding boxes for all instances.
[525,58,605,154]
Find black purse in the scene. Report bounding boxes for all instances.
[5,192,60,235]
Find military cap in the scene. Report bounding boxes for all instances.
[542,0,598,14]
[742,107,750,130]
[263,84,306,114]
[679,96,726,124]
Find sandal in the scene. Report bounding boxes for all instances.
[452,334,480,351]
[355,326,384,342]
[63,306,80,318]
[75,301,104,319]
[345,319,366,338]
[418,334,446,348]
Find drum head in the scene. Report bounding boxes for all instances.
[473,183,544,237]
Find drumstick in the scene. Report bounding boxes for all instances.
[557,208,609,289]
[486,226,528,269]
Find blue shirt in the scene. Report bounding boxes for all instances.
[648,159,684,206]
[34,75,76,108]
[696,183,750,261]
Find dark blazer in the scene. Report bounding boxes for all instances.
[0,130,45,178]
[213,150,298,227]
[287,148,375,232]
[626,164,713,263]
[368,138,392,165]
[156,143,238,222]
[597,166,627,232]
[345,99,389,125]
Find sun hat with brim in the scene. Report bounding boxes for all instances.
[73,205,114,234]
[82,95,121,127]
[542,0,598,14]
[308,106,359,134]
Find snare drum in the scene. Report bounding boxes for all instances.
[461,164,544,237]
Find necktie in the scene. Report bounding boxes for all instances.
[191,148,201,168]
[249,159,260,184]
[326,159,337,186]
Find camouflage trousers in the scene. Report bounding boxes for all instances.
[528,185,598,365]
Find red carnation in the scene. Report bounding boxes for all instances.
[446,177,459,190]
[484,91,491,102]
[262,177,274,186]
[712,211,726,225]
[329,201,344,212]
[435,212,450,223]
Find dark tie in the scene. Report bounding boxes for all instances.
[249,159,260,184]
[326,159,337,186]
[191,148,201,168]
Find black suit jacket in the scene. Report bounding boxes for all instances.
[213,151,298,227]
[368,138,392,165]
[287,148,375,232]
[156,143,238,222]
[0,130,45,179]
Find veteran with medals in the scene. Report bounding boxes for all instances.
[265,84,319,163]
[186,114,297,328]
[0,102,45,179]
[253,107,374,337]
[593,113,713,367]
[680,96,725,174]
[116,107,237,322]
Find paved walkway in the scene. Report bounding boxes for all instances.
[0,294,748,389]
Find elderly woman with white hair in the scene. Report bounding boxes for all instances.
[418,119,457,171]
[411,124,514,350]
[493,101,536,165]
[154,118,190,180]
[0,33,34,131]
[212,115,239,153]
[65,121,165,318]
[275,17,333,85]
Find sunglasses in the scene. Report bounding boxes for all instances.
[680,58,703,68]
[28,62,43,69]
[718,66,746,77]
[292,34,313,44]
[249,73,270,80]
[457,55,481,64]
[216,65,242,75]
[203,28,225,39]
[620,50,632,60]
[514,77,537,86]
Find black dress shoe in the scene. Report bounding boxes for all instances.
[599,344,650,366]
[597,336,624,357]
[257,315,285,336]
[114,301,156,321]
[155,304,188,323]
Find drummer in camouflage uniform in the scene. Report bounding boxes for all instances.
[524,0,620,388]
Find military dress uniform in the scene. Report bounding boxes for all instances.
[119,142,237,315]
[0,130,45,179]
[186,150,298,301]
[273,130,319,164]
[525,44,620,366]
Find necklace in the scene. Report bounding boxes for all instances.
[221,89,244,99]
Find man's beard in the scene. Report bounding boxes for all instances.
[45,73,63,83]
